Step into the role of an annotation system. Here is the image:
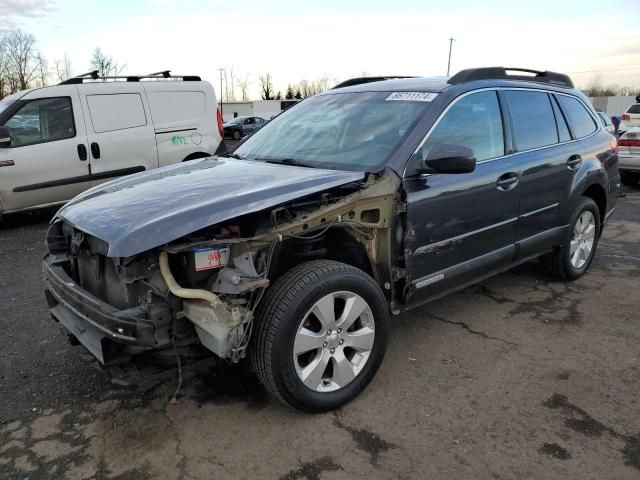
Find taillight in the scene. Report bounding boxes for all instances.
[216,107,224,138]
[610,136,619,154]
[618,132,640,147]
[622,114,631,121]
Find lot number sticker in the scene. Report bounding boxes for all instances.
[386,92,438,102]
[194,246,230,271]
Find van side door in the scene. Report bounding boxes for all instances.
[78,83,158,186]
[0,86,90,213]
[403,90,520,305]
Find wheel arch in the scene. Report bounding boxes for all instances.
[182,151,212,162]
[582,182,606,228]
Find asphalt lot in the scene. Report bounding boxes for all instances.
[1,185,639,480]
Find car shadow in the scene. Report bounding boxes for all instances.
[0,207,57,229]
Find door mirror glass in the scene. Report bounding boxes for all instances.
[423,144,476,174]
[0,125,11,147]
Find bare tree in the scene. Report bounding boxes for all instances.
[54,53,73,82]
[35,51,48,87]
[5,30,40,91]
[0,36,10,99]
[259,73,275,100]
[90,47,125,77]
[236,74,250,101]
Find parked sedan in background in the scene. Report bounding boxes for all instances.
[596,111,615,135]
[223,116,267,140]
[619,126,640,186]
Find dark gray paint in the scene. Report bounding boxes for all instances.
[56,157,364,257]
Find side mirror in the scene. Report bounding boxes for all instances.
[423,144,476,174]
[0,126,11,147]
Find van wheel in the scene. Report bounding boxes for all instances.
[620,172,639,187]
[540,197,600,281]
[251,260,389,412]
[233,130,241,140]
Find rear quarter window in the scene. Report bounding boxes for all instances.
[557,95,597,139]
[87,93,147,133]
[505,91,557,150]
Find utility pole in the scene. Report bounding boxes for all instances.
[447,37,455,76]
[217,68,225,117]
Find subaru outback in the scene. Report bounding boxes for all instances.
[43,67,620,412]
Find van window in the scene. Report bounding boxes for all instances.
[87,93,147,133]
[557,95,597,139]
[419,90,504,162]
[505,91,557,151]
[551,97,572,142]
[4,97,75,147]
[146,91,205,129]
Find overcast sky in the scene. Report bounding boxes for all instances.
[7,0,640,97]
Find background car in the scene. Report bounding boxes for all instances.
[618,126,640,186]
[223,116,267,140]
[620,100,640,132]
[596,111,615,135]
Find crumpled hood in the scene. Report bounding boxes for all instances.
[57,157,364,258]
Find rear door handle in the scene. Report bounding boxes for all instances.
[90,142,100,159]
[567,154,582,169]
[77,144,87,161]
[497,172,519,190]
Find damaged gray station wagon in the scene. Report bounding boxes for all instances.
[44,68,620,412]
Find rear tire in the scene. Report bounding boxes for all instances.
[620,171,640,187]
[540,197,600,281]
[251,260,389,412]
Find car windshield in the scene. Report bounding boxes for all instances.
[234,92,433,171]
[627,104,640,114]
[0,99,14,116]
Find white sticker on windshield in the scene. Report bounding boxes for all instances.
[385,92,438,102]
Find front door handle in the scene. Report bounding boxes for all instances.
[77,144,87,161]
[567,154,582,169]
[497,172,519,190]
[90,142,100,159]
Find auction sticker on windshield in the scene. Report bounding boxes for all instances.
[386,92,438,102]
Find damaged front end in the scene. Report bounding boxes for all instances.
[43,169,403,367]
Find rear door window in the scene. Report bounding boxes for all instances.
[505,91,557,151]
[87,93,147,133]
[419,90,504,162]
[557,95,597,139]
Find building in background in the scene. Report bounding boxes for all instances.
[588,96,637,116]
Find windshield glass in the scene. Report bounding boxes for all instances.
[234,92,432,171]
[0,99,14,117]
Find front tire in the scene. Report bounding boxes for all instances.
[251,260,389,412]
[540,197,600,281]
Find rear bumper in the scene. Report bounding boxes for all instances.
[43,254,157,364]
[619,153,640,172]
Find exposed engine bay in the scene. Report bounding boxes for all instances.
[43,169,403,366]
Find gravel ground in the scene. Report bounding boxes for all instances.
[0,186,639,480]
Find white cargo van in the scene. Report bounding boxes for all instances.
[0,71,224,215]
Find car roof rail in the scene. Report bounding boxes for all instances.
[447,67,574,88]
[59,71,201,85]
[332,76,416,89]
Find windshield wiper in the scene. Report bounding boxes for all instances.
[220,152,245,160]
[256,157,314,168]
